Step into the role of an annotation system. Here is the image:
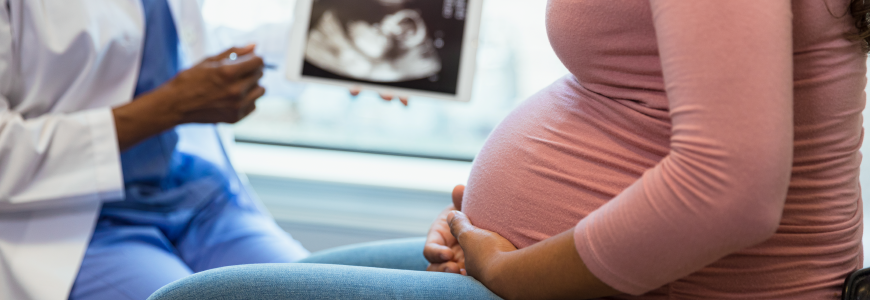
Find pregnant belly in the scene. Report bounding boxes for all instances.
[462,76,671,248]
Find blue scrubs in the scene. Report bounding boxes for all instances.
[68,1,308,299]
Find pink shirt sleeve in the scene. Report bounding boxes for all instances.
[573,0,795,295]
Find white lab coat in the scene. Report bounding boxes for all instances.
[0,0,210,299]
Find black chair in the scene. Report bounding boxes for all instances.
[843,268,870,300]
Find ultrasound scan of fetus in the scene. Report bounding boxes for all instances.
[303,0,468,94]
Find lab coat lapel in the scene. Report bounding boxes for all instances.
[167,0,208,66]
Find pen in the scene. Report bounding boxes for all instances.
[229,52,278,70]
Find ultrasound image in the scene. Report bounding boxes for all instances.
[304,0,468,94]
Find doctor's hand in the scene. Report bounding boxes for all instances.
[424,185,465,274]
[349,87,409,106]
[113,45,266,150]
[159,45,265,124]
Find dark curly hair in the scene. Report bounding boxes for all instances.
[851,0,870,51]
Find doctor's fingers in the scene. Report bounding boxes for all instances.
[227,85,264,123]
[223,69,264,100]
[219,54,265,81]
[240,85,266,109]
[209,45,257,62]
[378,93,410,106]
[238,101,258,122]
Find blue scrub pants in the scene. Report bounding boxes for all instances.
[147,238,503,300]
[68,186,309,300]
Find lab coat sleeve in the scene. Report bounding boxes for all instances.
[0,2,124,211]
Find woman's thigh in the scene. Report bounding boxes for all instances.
[148,263,503,300]
[299,237,428,271]
[70,225,193,300]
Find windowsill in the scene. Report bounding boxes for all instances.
[230,142,467,244]
[229,142,473,193]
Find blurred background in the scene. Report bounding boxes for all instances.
[202,0,568,252]
[204,0,870,267]
[204,0,567,160]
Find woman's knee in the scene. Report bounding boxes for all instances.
[148,263,502,300]
[299,237,428,271]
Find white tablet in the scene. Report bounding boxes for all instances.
[285,0,483,102]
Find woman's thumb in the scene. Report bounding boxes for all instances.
[452,185,465,210]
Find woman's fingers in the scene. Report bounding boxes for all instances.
[450,242,465,262]
[448,210,519,255]
[424,205,460,264]
[424,233,454,263]
[447,210,516,251]
[447,210,519,282]
[448,211,475,243]
[427,261,463,274]
[452,185,465,210]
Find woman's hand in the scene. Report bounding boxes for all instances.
[446,210,517,279]
[113,45,266,150]
[447,210,620,300]
[423,185,466,273]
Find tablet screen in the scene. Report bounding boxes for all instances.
[302,0,468,95]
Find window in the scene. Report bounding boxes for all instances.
[202,0,568,161]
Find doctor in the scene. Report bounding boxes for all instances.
[0,0,311,299]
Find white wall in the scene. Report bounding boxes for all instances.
[862,73,870,267]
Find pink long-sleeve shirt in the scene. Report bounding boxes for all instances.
[462,1,865,298]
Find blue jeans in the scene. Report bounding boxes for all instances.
[148,238,503,299]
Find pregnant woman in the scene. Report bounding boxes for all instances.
[150,0,866,299]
